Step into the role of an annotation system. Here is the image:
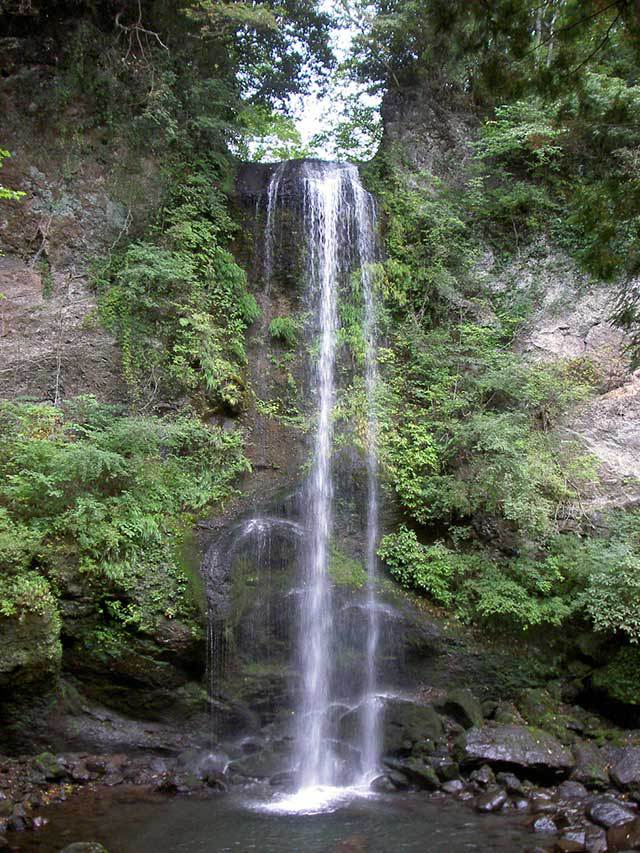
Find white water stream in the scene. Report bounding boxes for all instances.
[263,161,382,808]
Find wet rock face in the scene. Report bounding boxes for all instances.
[379,698,445,756]
[587,796,637,829]
[0,607,61,696]
[611,748,640,794]
[0,86,155,405]
[459,725,574,777]
[571,743,610,789]
[380,84,476,181]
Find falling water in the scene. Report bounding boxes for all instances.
[263,162,285,292]
[354,182,381,783]
[297,165,342,789]
[261,161,382,797]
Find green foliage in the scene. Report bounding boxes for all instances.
[379,511,640,639]
[0,572,59,622]
[328,547,368,589]
[97,159,259,409]
[0,397,249,634]
[268,316,299,348]
[587,552,640,644]
[378,526,576,631]
[364,156,474,320]
[351,1,640,356]
[0,148,25,202]
[378,318,595,538]
[235,105,315,162]
[474,101,567,173]
[364,133,616,642]
[378,526,466,606]
[593,647,640,705]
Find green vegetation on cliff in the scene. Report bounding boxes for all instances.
[339,2,640,681]
[350,0,640,359]
[96,159,259,410]
[0,397,248,671]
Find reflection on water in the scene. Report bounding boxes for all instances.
[8,786,543,853]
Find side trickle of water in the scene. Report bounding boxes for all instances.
[263,162,285,292]
[354,183,381,782]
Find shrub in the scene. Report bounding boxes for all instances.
[0,397,249,632]
[97,161,259,410]
[268,316,298,348]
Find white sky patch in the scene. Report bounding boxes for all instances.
[238,3,381,162]
[292,7,380,159]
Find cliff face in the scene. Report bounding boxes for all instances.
[0,60,161,404]
[381,83,640,519]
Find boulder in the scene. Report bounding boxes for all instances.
[558,827,586,847]
[496,771,524,793]
[469,764,495,787]
[607,817,640,852]
[531,814,558,833]
[587,797,637,829]
[474,788,507,812]
[384,757,440,790]
[571,742,610,789]
[431,757,460,782]
[557,780,589,800]
[370,774,396,793]
[442,779,465,794]
[32,752,67,781]
[438,689,483,729]
[376,698,443,756]
[584,824,607,853]
[612,749,640,793]
[459,725,574,776]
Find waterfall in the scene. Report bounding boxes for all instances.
[297,165,342,789]
[261,161,382,796]
[354,182,381,783]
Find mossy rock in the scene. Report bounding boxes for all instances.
[438,688,483,729]
[0,609,61,694]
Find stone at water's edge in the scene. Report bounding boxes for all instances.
[570,741,610,788]
[587,796,637,829]
[383,756,440,789]
[58,844,110,853]
[458,724,574,775]
[611,747,640,793]
[338,697,444,758]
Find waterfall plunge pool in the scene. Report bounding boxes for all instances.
[6,785,542,852]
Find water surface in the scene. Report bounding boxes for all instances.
[8,787,543,852]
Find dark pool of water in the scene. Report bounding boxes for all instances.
[7,786,545,853]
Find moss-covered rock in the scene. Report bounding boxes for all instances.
[0,603,61,695]
[439,688,483,729]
